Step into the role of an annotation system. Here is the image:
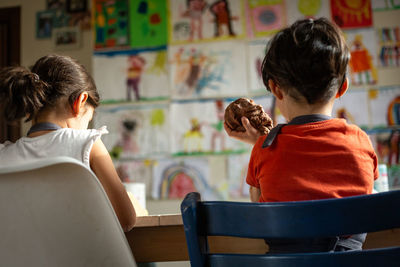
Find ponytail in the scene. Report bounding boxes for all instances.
[0,66,48,122]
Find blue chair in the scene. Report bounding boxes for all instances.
[181,191,400,267]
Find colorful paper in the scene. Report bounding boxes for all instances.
[286,0,331,25]
[168,0,245,44]
[93,50,169,102]
[152,158,223,200]
[376,27,400,68]
[330,0,373,29]
[170,99,250,155]
[129,0,167,48]
[92,103,170,159]
[345,28,378,86]
[245,0,286,38]
[93,0,129,49]
[169,41,248,99]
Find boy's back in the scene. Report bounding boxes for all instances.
[247,117,378,202]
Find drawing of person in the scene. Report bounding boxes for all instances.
[209,0,237,37]
[349,34,377,85]
[111,118,140,159]
[183,118,204,153]
[181,0,207,41]
[126,55,146,101]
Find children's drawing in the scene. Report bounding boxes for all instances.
[169,41,247,99]
[115,159,153,195]
[368,128,400,166]
[332,89,369,128]
[377,27,400,67]
[94,0,129,49]
[247,39,270,93]
[330,0,373,29]
[92,104,169,159]
[129,0,167,48]
[126,55,146,101]
[93,50,169,102]
[152,158,222,200]
[345,29,378,86]
[286,0,331,25]
[369,86,400,127]
[227,153,250,199]
[245,0,286,38]
[372,0,400,11]
[169,0,244,44]
[170,99,250,155]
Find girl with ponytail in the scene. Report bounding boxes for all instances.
[0,54,136,231]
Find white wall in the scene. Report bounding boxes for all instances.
[0,0,93,73]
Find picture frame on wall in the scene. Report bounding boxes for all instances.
[36,10,55,39]
[66,0,87,13]
[53,26,81,50]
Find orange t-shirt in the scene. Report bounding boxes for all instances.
[246,118,378,202]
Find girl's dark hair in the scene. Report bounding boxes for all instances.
[0,54,99,122]
[261,18,350,104]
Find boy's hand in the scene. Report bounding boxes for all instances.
[224,117,261,145]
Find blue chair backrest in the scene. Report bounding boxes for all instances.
[181,191,400,267]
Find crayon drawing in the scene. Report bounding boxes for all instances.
[286,0,331,25]
[170,99,250,155]
[345,29,378,86]
[92,104,169,159]
[93,50,169,102]
[332,89,369,128]
[169,41,247,99]
[168,0,244,44]
[93,0,129,49]
[129,0,167,48]
[245,0,286,38]
[377,27,400,67]
[115,159,153,195]
[369,86,400,127]
[152,158,223,200]
[330,0,373,29]
[227,153,250,199]
[247,39,270,93]
[368,128,400,166]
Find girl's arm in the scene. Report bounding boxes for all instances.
[90,139,136,232]
[249,186,261,202]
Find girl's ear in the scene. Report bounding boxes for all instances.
[268,79,284,100]
[72,92,89,116]
[336,77,348,98]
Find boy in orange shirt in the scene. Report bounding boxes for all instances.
[225,18,378,253]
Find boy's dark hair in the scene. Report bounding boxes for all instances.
[261,18,349,104]
[0,54,99,122]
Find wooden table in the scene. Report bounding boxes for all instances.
[125,214,400,263]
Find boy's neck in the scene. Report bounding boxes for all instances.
[283,97,335,122]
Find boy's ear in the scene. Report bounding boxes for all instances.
[72,92,89,116]
[336,77,348,98]
[269,79,284,100]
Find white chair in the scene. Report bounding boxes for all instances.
[0,156,137,267]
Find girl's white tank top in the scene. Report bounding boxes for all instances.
[0,126,108,168]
